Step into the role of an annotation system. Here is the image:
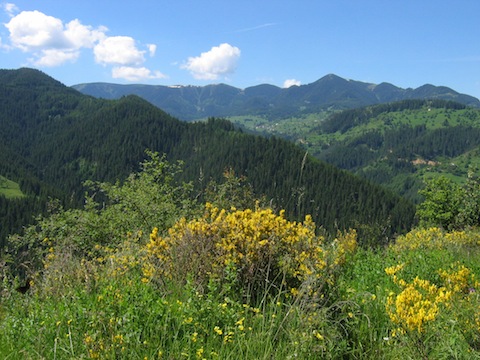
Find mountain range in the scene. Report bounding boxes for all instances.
[73,74,480,121]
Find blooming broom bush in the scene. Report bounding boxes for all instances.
[144,203,357,301]
[383,225,480,358]
[385,263,452,335]
[392,227,480,252]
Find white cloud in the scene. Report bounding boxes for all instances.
[3,7,163,79]
[94,36,145,65]
[147,44,156,57]
[35,48,79,67]
[4,10,107,66]
[112,66,166,81]
[5,10,69,50]
[182,43,240,80]
[4,3,19,17]
[64,19,106,49]
[283,79,301,88]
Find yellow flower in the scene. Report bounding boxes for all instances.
[313,330,324,340]
[84,334,93,344]
[214,326,223,335]
[183,317,193,324]
[142,203,356,299]
[386,272,451,334]
[196,347,204,358]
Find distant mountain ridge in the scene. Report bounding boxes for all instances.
[73,74,480,120]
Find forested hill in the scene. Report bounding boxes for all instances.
[73,74,480,121]
[304,99,480,201]
[0,68,415,245]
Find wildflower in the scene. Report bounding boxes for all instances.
[196,347,204,358]
[386,272,451,334]
[214,326,223,335]
[223,331,234,343]
[113,334,124,344]
[84,334,93,344]
[385,263,405,276]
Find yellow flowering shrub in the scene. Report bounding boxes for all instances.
[385,264,452,334]
[144,203,356,298]
[439,262,479,294]
[392,227,480,252]
[385,259,480,355]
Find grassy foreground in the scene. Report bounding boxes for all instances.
[2,216,480,359]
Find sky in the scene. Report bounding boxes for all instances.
[1,1,480,99]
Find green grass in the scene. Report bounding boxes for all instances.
[2,226,480,359]
[0,176,24,198]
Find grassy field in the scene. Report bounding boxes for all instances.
[0,176,24,198]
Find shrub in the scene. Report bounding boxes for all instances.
[144,203,357,303]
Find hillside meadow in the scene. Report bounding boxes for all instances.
[1,155,480,359]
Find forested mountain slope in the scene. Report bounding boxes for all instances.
[304,99,480,201]
[0,68,414,245]
[73,74,480,121]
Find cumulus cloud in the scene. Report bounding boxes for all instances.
[182,43,240,80]
[35,49,80,67]
[112,66,166,81]
[3,6,163,81]
[5,10,69,50]
[283,79,301,88]
[94,36,145,65]
[4,10,106,66]
[65,19,106,49]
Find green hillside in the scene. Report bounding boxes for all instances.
[0,68,414,245]
[226,100,480,202]
[309,100,480,201]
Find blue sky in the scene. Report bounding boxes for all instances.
[1,1,480,99]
